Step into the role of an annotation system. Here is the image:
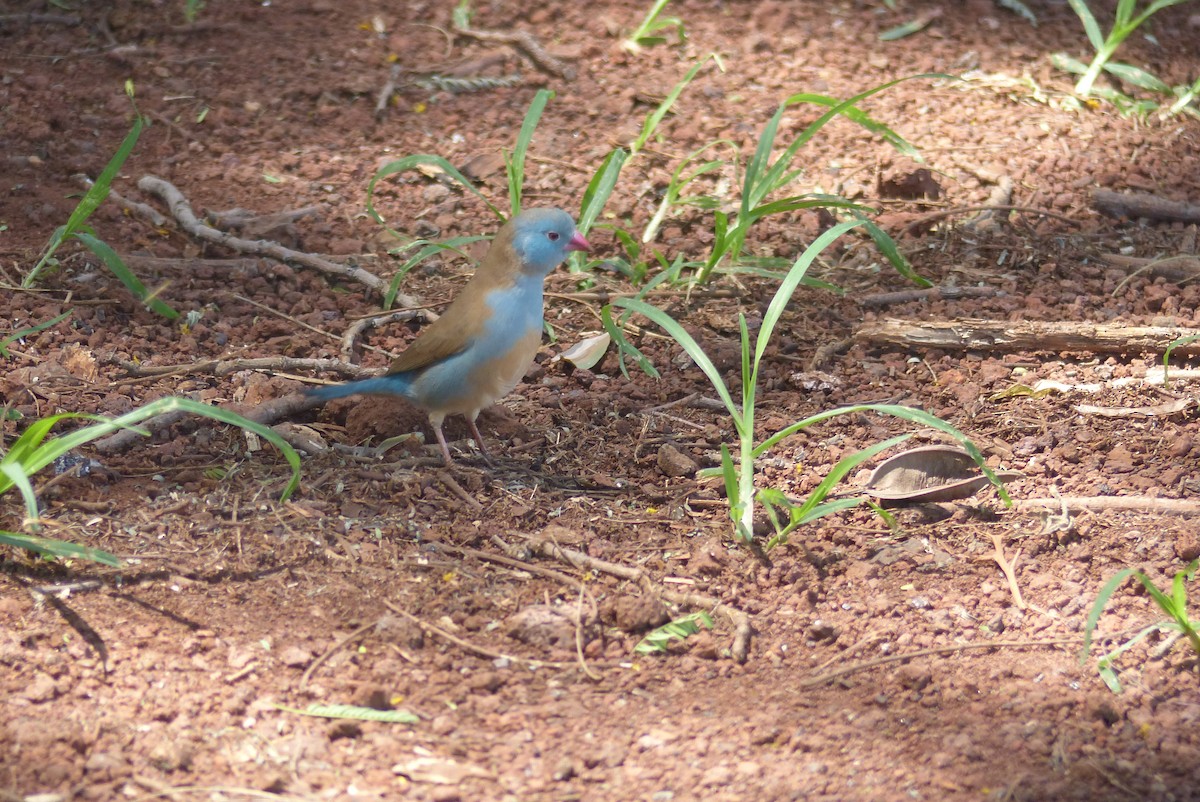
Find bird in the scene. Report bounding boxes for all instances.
[308,207,590,464]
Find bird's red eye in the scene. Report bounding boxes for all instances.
[547,231,560,241]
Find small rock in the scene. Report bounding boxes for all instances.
[552,757,577,781]
[148,738,195,772]
[466,671,504,693]
[805,620,838,642]
[328,720,363,740]
[602,595,670,633]
[279,645,312,668]
[1175,533,1200,562]
[657,443,699,477]
[700,765,733,786]
[20,672,58,702]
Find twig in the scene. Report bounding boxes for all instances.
[574,584,602,681]
[299,620,377,691]
[990,534,1026,610]
[906,203,1080,234]
[74,173,167,227]
[858,285,1002,308]
[1015,496,1200,516]
[341,309,434,363]
[381,600,583,669]
[451,23,574,80]
[515,533,754,663]
[92,392,323,455]
[435,470,484,515]
[856,318,1200,356]
[107,355,368,380]
[137,175,415,307]
[798,637,1079,688]
[1093,188,1200,224]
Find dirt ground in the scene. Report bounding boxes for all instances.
[3,0,1200,800]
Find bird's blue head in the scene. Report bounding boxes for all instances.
[510,208,591,277]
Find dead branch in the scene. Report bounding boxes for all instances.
[990,534,1026,610]
[1098,252,1200,283]
[341,310,434,363]
[858,285,1003,308]
[1016,496,1200,516]
[137,175,415,308]
[92,392,324,455]
[856,318,1200,356]
[107,355,369,380]
[1094,189,1200,224]
[74,173,167,227]
[798,637,1077,688]
[451,22,574,80]
[516,533,753,663]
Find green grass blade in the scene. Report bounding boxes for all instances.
[273,703,419,723]
[0,310,71,358]
[631,55,720,155]
[791,434,910,521]
[601,304,659,379]
[507,88,554,216]
[858,216,932,287]
[755,219,865,367]
[1066,0,1105,51]
[25,114,146,287]
[1,462,41,527]
[367,155,502,224]
[0,530,121,567]
[753,403,1008,502]
[384,236,487,308]
[786,93,923,160]
[574,148,629,270]
[1130,570,1178,617]
[74,231,180,319]
[614,297,740,422]
[1103,62,1173,93]
[1081,568,1135,663]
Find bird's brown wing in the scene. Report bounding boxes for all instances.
[386,287,486,374]
[387,218,518,375]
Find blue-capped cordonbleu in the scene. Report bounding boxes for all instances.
[308,208,590,464]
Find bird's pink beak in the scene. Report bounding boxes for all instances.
[567,232,591,253]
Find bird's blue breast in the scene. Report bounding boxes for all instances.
[403,275,545,413]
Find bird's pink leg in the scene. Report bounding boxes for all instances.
[465,416,490,459]
[430,419,454,465]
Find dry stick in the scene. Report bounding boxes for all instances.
[574,584,602,681]
[341,309,433,363]
[137,175,415,308]
[299,620,377,691]
[1093,188,1200,224]
[1100,252,1200,286]
[515,533,754,663]
[1015,496,1200,516]
[381,600,583,670]
[124,255,269,272]
[447,539,592,600]
[73,173,167,227]
[855,318,1200,356]
[108,355,368,380]
[451,23,574,80]
[904,204,1080,233]
[858,285,1003,308]
[990,534,1026,610]
[435,470,484,515]
[92,392,323,455]
[798,637,1079,688]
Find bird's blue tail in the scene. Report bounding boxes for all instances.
[306,374,414,402]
